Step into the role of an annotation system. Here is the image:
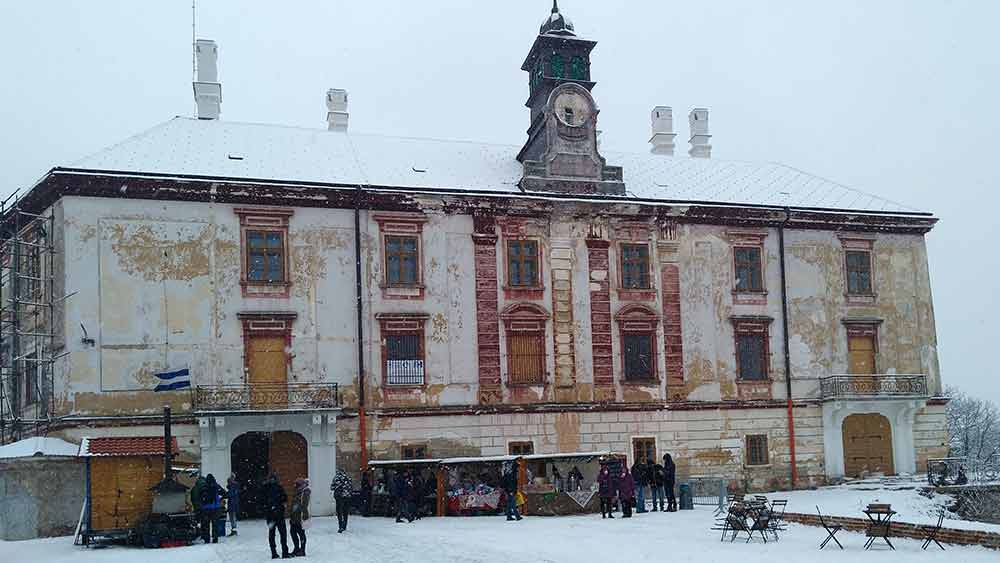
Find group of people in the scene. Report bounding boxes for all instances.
[597,453,677,519]
[388,468,434,523]
[190,472,312,559]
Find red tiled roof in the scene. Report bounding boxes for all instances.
[79,436,178,457]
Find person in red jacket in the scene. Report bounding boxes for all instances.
[597,463,615,519]
[618,465,635,518]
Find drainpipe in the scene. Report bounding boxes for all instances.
[354,185,368,471]
[778,207,798,488]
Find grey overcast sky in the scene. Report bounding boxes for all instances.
[2,1,997,404]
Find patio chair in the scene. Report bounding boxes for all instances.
[816,506,844,550]
[746,506,772,544]
[921,510,946,551]
[767,499,788,540]
[713,503,749,542]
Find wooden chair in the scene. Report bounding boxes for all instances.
[817,506,844,550]
[921,511,946,551]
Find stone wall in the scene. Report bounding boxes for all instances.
[0,457,86,540]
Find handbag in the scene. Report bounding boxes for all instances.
[515,491,527,507]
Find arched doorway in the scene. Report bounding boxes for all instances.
[231,431,309,518]
[842,413,894,477]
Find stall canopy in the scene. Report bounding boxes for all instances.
[522,451,611,462]
[368,458,442,468]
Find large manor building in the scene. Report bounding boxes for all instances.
[1,3,947,515]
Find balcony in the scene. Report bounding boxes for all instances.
[819,374,928,401]
[193,383,339,414]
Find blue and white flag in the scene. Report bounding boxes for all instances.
[154,368,191,392]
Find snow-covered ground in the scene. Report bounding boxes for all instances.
[2,505,994,563]
[778,477,1000,533]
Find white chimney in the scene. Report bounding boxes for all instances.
[326,89,349,131]
[193,39,222,120]
[688,107,712,158]
[649,106,677,156]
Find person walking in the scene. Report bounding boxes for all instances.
[289,478,311,557]
[662,453,677,512]
[410,471,425,520]
[631,458,648,513]
[502,461,523,522]
[597,463,615,519]
[650,459,665,512]
[360,471,373,517]
[226,474,240,536]
[393,470,413,523]
[199,474,224,544]
[618,465,635,518]
[331,468,354,533]
[190,475,206,541]
[263,473,291,559]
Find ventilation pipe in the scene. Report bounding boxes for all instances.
[649,106,677,156]
[327,89,349,131]
[688,108,712,158]
[193,39,222,120]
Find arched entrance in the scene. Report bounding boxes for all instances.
[231,431,308,518]
[842,413,894,477]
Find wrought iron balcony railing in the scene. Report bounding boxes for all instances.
[819,374,928,401]
[193,383,339,413]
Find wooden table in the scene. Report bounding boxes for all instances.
[862,505,897,550]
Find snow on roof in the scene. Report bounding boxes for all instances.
[69,117,923,214]
[368,458,443,467]
[440,455,520,465]
[0,437,80,459]
[522,451,611,461]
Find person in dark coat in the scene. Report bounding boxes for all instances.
[190,475,206,540]
[502,461,522,522]
[650,460,665,512]
[662,453,677,512]
[631,458,648,513]
[226,474,240,536]
[410,471,425,520]
[360,471,373,517]
[393,470,413,523]
[262,473,290,559]
[597,463,615,519]
[289,478,311,557]
[199,474,224,543]
[618,465,635,518]
[331,469,354,532]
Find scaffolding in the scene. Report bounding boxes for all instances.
[0,192,57,445]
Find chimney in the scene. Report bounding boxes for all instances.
[688,107,712,158]
[326,89,349,131]
[649,106,677,156]
[193,39,222,120]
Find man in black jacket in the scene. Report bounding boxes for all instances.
[630,458,648,513]
[650,461,665,511]
[262,473,290,559]
[662,453,677,512]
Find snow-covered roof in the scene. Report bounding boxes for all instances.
[440,455,521,465]
[522,451,611,461]
[0,437,80,459]
[70,117,922,214]
[368,458,443,467]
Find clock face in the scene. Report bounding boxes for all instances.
[553,91,591,127]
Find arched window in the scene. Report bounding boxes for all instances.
[615,304,660,382]
[569,56,586,80]
[501,303,550,385]
[549,53,565,79]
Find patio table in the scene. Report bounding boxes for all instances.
[862,504,897,550]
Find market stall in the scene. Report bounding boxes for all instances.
[367,459,441,518]
[520,452,622,516]
[438,455,520,517]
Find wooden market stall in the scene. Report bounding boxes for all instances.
[366,458,442,518]
[438,455,520,517]
[519,451,617,516]
[79,436,180,542]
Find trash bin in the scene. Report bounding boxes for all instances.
[679,482,694,510]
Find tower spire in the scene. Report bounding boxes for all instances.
[552,0,559,13]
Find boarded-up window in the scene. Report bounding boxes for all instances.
[386,334,425,386]
[746,434,769,466]
[633,438,656,464]
[507,240,540,287]
[621,244,650,289]
[734,246,763,292]
[508,441,534,456]
[402,444,427,460]
[846,250,873,295]
[848,334,877,375]
[507,332,545,384]
[623,333,654,381]
[385,235,419,286]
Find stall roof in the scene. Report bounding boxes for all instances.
[440,455,520,465]
[79,436,178,457]
[523,451,612,461]
[368,458,443,468]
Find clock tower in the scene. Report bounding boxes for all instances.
[517,1,625,195]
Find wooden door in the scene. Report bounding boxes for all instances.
[842,413,894,477]
[90,457,160,530]
[248,336,288,408]
[268,431,308,512]
[848,334,876,393]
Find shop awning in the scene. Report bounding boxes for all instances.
[522,451,612,462]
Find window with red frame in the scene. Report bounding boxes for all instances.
[507,240,539,287]
[621,243,650,289]
[734,246,763,292]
